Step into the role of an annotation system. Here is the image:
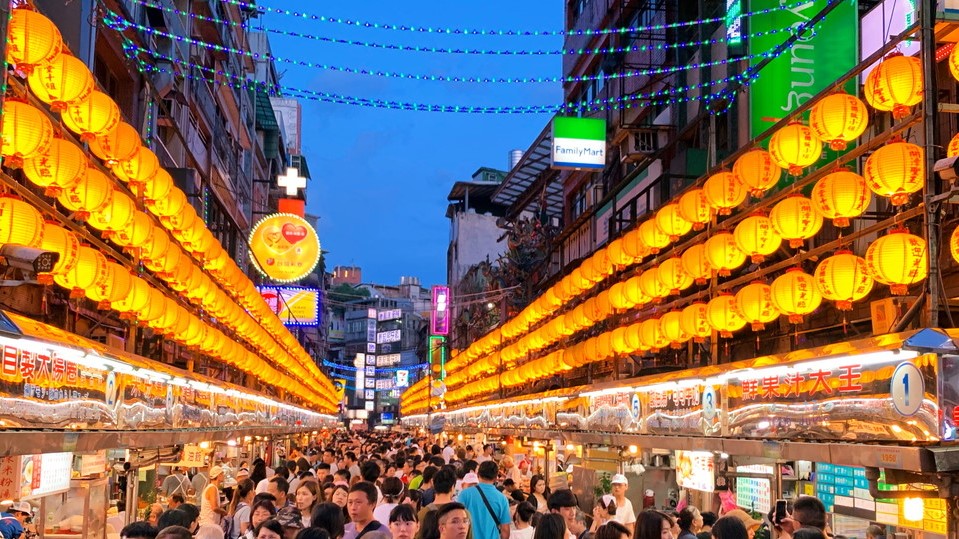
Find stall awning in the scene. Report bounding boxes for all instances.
[492,122,564,219]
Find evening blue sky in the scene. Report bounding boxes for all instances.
[259,2,564,288]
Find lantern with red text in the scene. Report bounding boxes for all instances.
[865,54,923,119]
[0,197,44,249]
[1,100,54,168]
[639,318,669,352]
[734,215,782,264]
[678,188,712,230]
[681,243,711,285]
[811,170,871,227]
[90,122,141,165]
[660,311,690,349]
[57,167,114,221]
[733,149,782,197]
[808,92,869,151]
[86,262,133,310]
[27,52,94,111]
[655,203,691,242]
[680,302,712,342]
[658,256,693,296]
[639,268,670,303]
[22,137,86,197]
[865,229,927,295]
[61,90,120,141]
[703,171,746,215]
[768,122,822,176]
[863,140,924,206]
[706,293,747,338]
[769,195,823,248]
[814,250,873,310]
[7,9,62,74]
[770,268,822,323]
[38,222,79,284]
[704,232,747,277]
[735,282,780,331]
[54,245,107,297]
[638,219,670,255]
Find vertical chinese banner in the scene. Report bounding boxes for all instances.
[0,456,21,501]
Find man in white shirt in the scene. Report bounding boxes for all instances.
[475,445,494,464]
[442,443,455,464]
[610,474,636,536]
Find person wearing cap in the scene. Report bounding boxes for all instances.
[0,501,30,539]
[199,465,227,526]
[609,475,635,536]
[590,495,617,533]
[275,506,304,539]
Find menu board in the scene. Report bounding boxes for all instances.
[21,452,73,499]
[736,464,773,514]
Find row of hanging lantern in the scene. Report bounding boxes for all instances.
[1,8,336,410]
[415,54,931,411]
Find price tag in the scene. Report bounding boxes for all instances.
[890,362,923,416]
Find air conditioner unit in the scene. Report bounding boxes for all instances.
[619,130,657,164]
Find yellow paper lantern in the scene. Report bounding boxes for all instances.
[768,122,822,176]
[814,250,873,311]
[659,310,690,348]
[90,122,141,165]
[638,219,670,254]
[6,9,62,74]
[770,268,822,323]
[147,186,186,218]
[677,188,712,230]
[808,92,869,151]
[769,195,823,248]
[591,248,612,280]
[681,243,711,285]
[863,140,924,206]
[704,232,746,277]
[86,262,133,309]
[639,268,669,303]
[655,203,691,241]
[54,245,107,297]
[0,197,44,248]
[111,275,151,318]
[61,90,121,141]
[39,223,79,280]
[734,214,782,264]
[680,302,712,342]
[625,322,644,352]
[866,54,923,119]
[112,211,155,250]
[733,149,782,197]
[735,281,780,331]
[1,100,54,168]
[706,293,747,338]
[607,237,632,267]
[611,326,631,354]
[113,146,160,184]
[622,228,649,260]
[58,167,114,221]
[811,170,871,227]
[657,256,693,295]
[624,275,650,306]
[865,228,927,295]
[166,204,198,236]
[949,132,959,158]
[639,318,669,351]
[87,191,136,234]
[703,171,746,215]
[142,229,172,268]
[27,52,94,111]
[22,137,87,197]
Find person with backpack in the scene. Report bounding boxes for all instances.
[228,479,256,539]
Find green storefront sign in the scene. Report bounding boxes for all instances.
[748,0,859,140]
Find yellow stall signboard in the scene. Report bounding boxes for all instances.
[249,213,321,283]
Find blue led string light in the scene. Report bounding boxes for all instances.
[224,0,813,37]
[132,0,805,57]
[121,39,768,114]
[105,10,807,85]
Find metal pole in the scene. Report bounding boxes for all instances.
[921,0,940,328]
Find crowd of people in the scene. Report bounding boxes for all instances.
[115,434,865,539]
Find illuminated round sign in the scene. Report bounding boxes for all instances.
[248,213,320,283]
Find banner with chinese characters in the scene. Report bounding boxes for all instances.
[585,392,640,432]
[726,352,939,441]
[643,383,722,436]
[676,450,715,492]
[119,376,173,429]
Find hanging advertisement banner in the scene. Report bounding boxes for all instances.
[748,0,858,139]
[258,286,321,326]
[248,213,321,283]
[431,286,450,335]
[676,450,715,492]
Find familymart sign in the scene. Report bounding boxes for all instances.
[551,116,606,170]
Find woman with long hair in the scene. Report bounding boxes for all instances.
[229,479,256,539]
[528,475,549,513]
[311,503,346,539]
[295,481,322,527]
[250,459,268,488]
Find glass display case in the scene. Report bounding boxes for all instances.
[40,478,108,539]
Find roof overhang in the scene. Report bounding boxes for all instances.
[492,121,563,219]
